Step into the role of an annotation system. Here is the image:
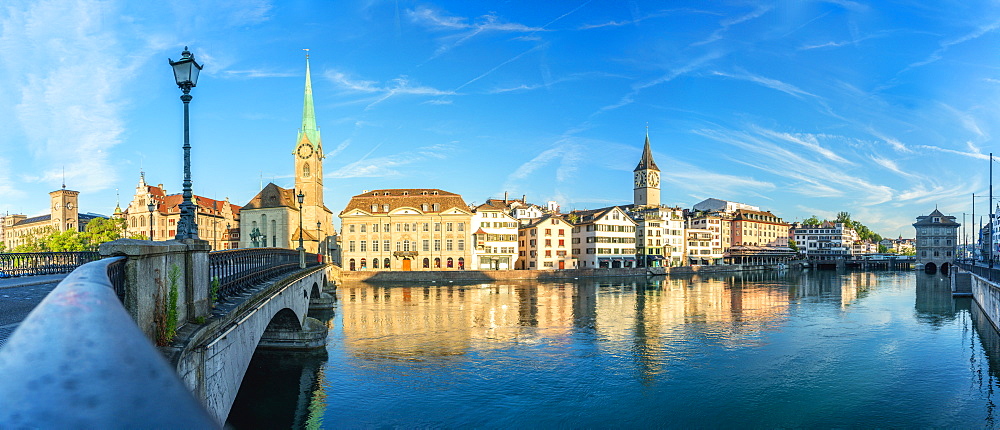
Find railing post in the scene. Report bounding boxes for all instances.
[99,238,210,342]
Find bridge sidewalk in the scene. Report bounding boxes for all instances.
[0,274,69,290]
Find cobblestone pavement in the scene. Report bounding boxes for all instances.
[0,275,68,349]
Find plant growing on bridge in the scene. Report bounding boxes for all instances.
[210,276,220,303]
[165,264,181,344]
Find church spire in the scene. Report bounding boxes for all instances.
[297,49,322,156]
[634,129,659,172]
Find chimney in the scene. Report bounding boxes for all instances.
[522,194,526,203]
[504,191,508,204]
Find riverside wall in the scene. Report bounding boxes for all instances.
[970,272,1000,333]
[336,263,795,284]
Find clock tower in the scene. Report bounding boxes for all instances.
[50,186,80,232]
[633,131,661,208]
[292,51,333,240]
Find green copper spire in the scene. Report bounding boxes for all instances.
[297,50,322,156]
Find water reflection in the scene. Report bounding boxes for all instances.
[229,270,1000,428]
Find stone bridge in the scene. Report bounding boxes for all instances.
[0,239,336,427]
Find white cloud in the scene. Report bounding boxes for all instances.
[326,143,457,179]
[711,70,820,100]
[324,70,456,109]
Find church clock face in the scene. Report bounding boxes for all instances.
[634,171,646,187]
[297,143,314,159]
[66,202,73,210]
[649,172,660,188]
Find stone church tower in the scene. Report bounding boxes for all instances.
[240,52,334,252]
[633,131,661,208]
[50,186,80,232]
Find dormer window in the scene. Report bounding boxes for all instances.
[421,191,428,195]
[933,217,940,223]
[421,203,429,211]
[432,191,439,195]
[402,191,409,196]
[384,192,391,196]
[371,204,378,212]
[383,204,390,212]
[432,203,440,211]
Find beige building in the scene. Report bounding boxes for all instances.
[339,189,473,271]
[2,187,102,250]
[239,54,334,253]
[517,214,577,270]
[122,174,241,250]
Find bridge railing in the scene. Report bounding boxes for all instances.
[0,251,100,277]
[209,248,319,301]
[0,256,217,427]
[956,260,1000,283]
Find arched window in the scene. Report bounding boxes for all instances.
[458,257,464,270]
[423,258,430,268]
[447,257,454,268]
[373,259,380,269]
[383,258,390,269]
[360,258,367,269]
[271,220,277,248]
[303,163,311,178]
[434,258,441,268]
[349,259,356,271]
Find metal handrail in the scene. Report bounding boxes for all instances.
[0,257,217,427]
[209,248,319,301]
[0,251,100,277]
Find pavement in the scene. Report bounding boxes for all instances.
[0,274,68,349]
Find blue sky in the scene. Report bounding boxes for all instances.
[0,0,996,239]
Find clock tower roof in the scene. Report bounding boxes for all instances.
[296,52,322,156]
[634,132,659,172]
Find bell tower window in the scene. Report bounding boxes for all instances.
[303,163,311,178]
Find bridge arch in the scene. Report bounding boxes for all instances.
[924,262,938,274]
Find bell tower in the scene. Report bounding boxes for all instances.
[50,186,80,232]
[292,50,332,245]
[633,130,661,208]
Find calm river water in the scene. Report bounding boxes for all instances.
[227,269,1000,428]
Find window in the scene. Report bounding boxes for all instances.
[360,224,366,233]
[360,241,367,252]
[435,223,441,231]
[384,224,390,232]
[373,259,379,269]
[349,224,355,233]
[373,223,379,232]
[447,257,454,268]
[373,240,379,252]
[558,239,564,247]
[383,204,390,212]
[423,258,430,268]
[384,258,390,269]
[446,239,453,251]
[545,229,551,236]
[423,240,430,251]
[384,240,390,251]
[458,223,464,232]
[349,241,356,252]
[434,239,441,251]
[447,223,453,232]
[458,240,465,251]
[423,223,429,231]
[371,204,378,212]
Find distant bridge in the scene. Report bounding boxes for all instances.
[0,240,336,427]
[805,254,916,270]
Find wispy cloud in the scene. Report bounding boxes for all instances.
[0,0,137,193]
[222,69,297,79]
[408,6,548,59]
[327,143,457,178]
[710,70,820,100]
[594,51,723,115]
[325,70,456,110]
[906,18,1000,70]
[692,5,772,46]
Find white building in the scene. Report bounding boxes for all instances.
[570,206,638,268]
[471,201,519,270]
[692,198,760,214]
[790,222,859,257]
[686,228,723,265]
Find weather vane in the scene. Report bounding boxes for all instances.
[303,48,309,59]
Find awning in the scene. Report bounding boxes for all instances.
[647,255,665,260]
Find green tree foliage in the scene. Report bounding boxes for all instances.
[802,216,822,226]
[878,244,889,253]
[788,238,799,252]
[4,217,133,253]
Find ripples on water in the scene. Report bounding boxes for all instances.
[228,270,1000,428]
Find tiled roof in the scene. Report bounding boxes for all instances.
[242,183,299,211]
[913,209,960,227]
[341,189,468,215]
[13,214,51,226]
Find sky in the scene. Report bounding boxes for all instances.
[0,0,997,239]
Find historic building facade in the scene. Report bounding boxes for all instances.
[471,201,519,270]
[570,206,638,268]
[240,54,334,253]
[339,189,473,271]
[517,214,577,270]
[2,186,101,250]
[122,174,240,250]
[790,221,860,257]
[913,209,960,273]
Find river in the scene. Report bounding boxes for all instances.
[227,269,1000,428]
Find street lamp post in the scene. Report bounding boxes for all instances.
[169,46,203,241]
[316,221,323,263]
[147,202,155,241]
[226,223,231,250]
[297,191,305,268]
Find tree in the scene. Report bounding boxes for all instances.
[788,238,799,252]
[836,211,852,224]
[877,244,889,253]
[803,216,822,226]
[43,230,89,252]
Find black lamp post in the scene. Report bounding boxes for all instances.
[226,222,231,249]
[316,221,323,261]
[169,46,203,240]
[147,202,155,240]
[297,191,305,268]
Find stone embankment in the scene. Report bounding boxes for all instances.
[335,262,798,284]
